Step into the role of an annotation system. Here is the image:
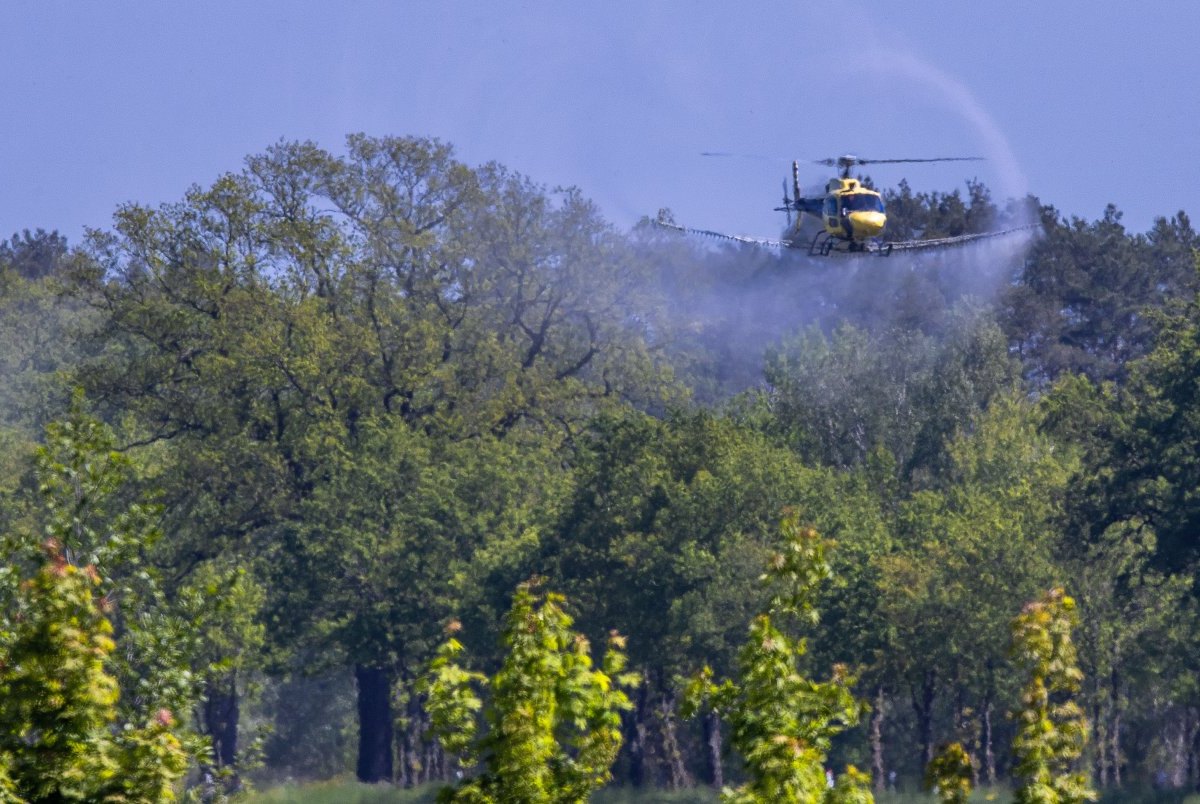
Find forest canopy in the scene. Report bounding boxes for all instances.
[0,134,1198,800]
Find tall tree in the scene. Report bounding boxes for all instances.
[0,229,69,281]
[877,392,1070,777]
[72,134,672,781]
[1003,206,1197,386]
[0,235,95,437]
[1100,256,1200,568]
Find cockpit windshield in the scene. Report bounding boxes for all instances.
[841,194,885,213]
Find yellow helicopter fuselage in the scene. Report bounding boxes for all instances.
[792,177,886,242]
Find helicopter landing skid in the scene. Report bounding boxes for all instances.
[807,231,836,256]
[806,231,893,257]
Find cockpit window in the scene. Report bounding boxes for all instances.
[841,194,885,213]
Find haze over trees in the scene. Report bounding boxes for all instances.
[0,133,1198,799]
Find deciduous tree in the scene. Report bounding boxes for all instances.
[1010,587,1094,804]
[684,512,872,804]
[424,580,637,803]
[0,540,187,803]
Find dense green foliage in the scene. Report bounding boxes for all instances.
[425,580,637,802]
[0,540,188,802]
[684,513,871,803]
[925,743,973,804]
[1009,589,1094,804]
[1,133,1199,798]
[0,546,122,801]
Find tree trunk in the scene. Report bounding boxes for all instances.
[982,699,995,785]
[397,687,420,787]
[1112,710,1122,787]
[355,664,394,784]
[701,709,724,790]
[1173,712,1188,787]
[1095,698,1109,787]
[952,682,978,786]
[982,659,996,785]
[626,682,650,787]
[1111,669,1122,788]
[910,669,937,772]
[425,738,442,785]
[407,688,432,787]
[397,731,410,788]
[870,685,886,793]
[203,672,240,772]
[657,691,691,789]
[1188,707,1200,790]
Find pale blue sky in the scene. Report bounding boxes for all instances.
[3,2,1197,244]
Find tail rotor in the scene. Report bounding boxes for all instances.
[792,161,802,210]
[778,161,804,228]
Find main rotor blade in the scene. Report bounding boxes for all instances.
[706,152,844,166]
[706,153,986,167]
[813,155,985,167]
[856,156,985,166]
[700,151,787,161]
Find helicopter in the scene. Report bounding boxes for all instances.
[655,153,1036,256]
